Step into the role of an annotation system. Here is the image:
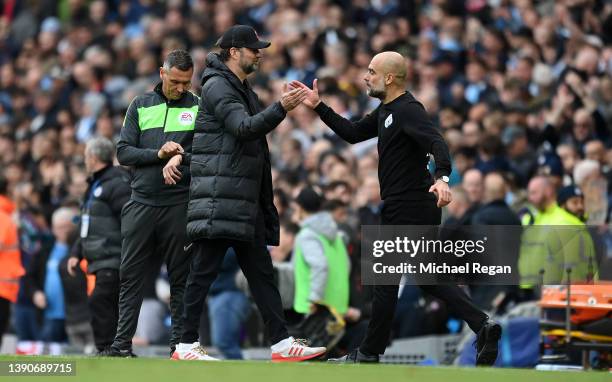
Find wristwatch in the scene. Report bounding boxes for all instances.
[437,175,449,183]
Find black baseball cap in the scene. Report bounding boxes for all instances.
[217,25,271,50]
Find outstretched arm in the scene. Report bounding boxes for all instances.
[203,79,307,141]
[291,79,378,144]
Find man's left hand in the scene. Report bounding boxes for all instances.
[163,154,183,185]
[429,179,452,208]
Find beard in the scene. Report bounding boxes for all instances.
[367,86,386,99]
[239,58,258,75]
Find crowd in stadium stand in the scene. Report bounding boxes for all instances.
[0,0,611,357]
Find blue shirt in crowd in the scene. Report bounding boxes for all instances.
[43,243,68,319]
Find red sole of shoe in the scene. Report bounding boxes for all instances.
[271,351,326,363]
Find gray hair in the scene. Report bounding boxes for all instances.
[163,49,194,71]
[85,136,115,164]
[52,207,78,228]
[573,159,600,185]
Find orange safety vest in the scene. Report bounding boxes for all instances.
[0,208,24,303]
[0,195,14,216]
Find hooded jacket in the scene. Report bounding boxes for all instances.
[187,52,286,244]
[293,211,350,313]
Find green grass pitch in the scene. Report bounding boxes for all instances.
[0,356,609,382]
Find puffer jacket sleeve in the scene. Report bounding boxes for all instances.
[202,77,287,141]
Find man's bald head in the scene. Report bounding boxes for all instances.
[365,51,407,100]
[462,168,483,204]
[483,172,507,203]
[527,175,556,211]
[372,51,407,85]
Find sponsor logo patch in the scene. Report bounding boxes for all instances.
[179,111,194,125]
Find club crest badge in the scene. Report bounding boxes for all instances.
[384,114,393,128]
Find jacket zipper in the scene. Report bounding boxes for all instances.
[162,101,169,132]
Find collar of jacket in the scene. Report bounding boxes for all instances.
[201,52,251,98]
[89,165,113,184]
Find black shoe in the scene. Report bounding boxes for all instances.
[107,347,138,358]
[475,321,501,366]
[328,349,379,364]
[95,346,113,356]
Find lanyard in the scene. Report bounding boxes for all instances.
[84,179,102,212]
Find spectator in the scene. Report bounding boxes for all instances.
[558,185,586,222]
[12,205,52,353]
[502,125,537,188]
[445,186,471,225]
[519,176,596,287]
[460,168,484,224]
[24,207,79,346]
[574,159,609,225]
[291,186,349,316]
[471,173,521,312]
[473,173,521,226]
[0,175,25,348]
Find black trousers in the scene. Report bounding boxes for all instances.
[0,297,10,348]
[359,199,488,355]
[181,215,288,345]
[90,268,119,351]
[113,201,191,351]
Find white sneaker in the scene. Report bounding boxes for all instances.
[171,342,219,361]
[271,337,326,362]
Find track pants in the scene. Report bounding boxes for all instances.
[180,212,289,345]
[112,200,191,351]
[359,199,489,355]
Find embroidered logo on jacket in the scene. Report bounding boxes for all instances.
[179,111,194,125]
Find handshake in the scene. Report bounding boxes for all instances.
[279,79,321,112]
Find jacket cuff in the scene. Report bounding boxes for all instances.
[434,169,451,179]
[274,101,287,117]
[148,149,161,163]
[314,101,329,116]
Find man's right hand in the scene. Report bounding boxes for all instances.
[289,79,321,109]
[280,85,308,111]
[158,141,184,159]
[67,257,79,277]
[33,291,46,309]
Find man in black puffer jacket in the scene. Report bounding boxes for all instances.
[172,25,325,362]
[67,137,131,354]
